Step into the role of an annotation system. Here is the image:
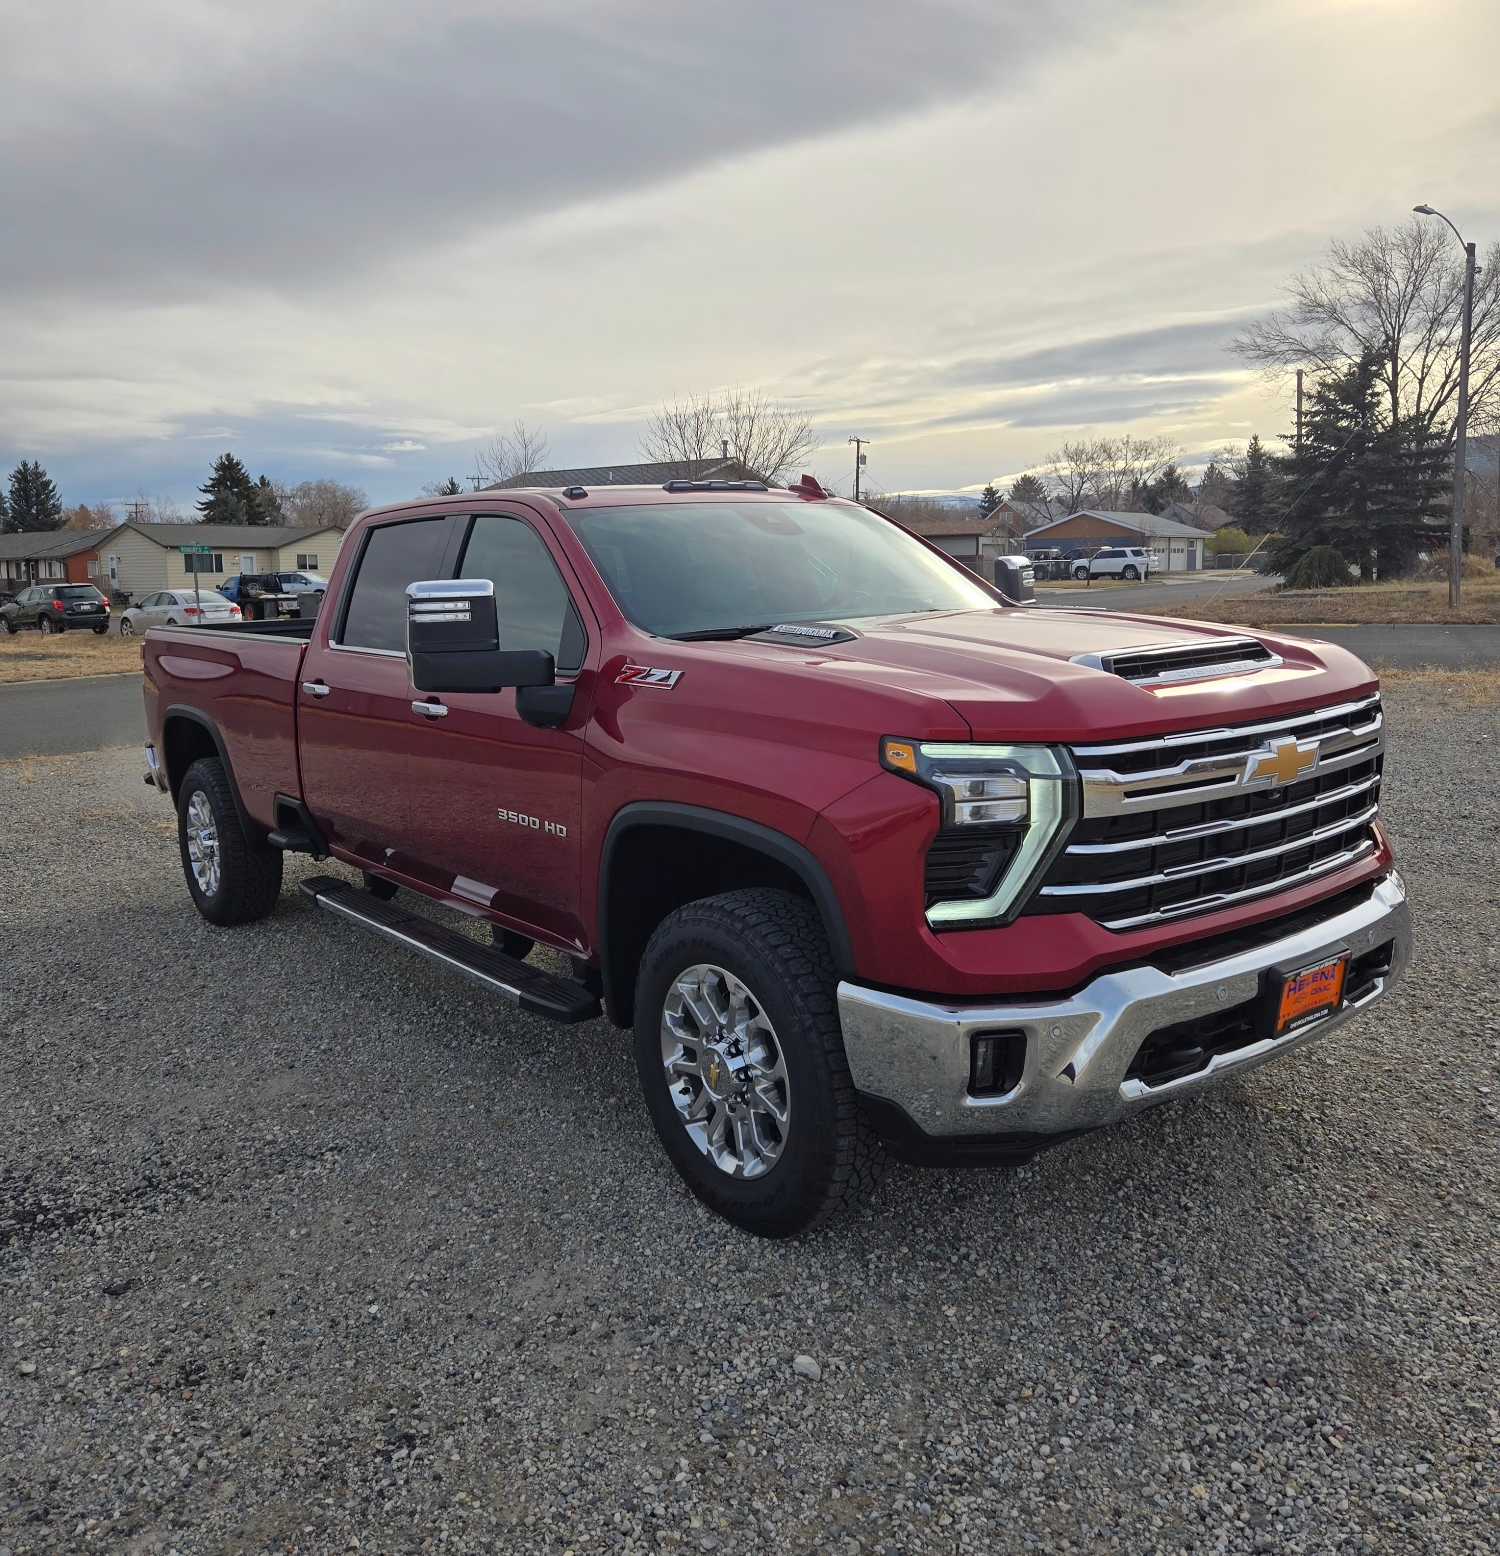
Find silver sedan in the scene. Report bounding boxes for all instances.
[118,589,242,636]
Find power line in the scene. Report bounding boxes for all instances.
[848,437,869,502]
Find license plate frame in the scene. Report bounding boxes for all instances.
[1262,950,1349,1039]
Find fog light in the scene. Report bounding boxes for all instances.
[968,1030,1026,1096]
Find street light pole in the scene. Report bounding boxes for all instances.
[1413,203,1477,608]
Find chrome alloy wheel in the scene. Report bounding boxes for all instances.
[184,789,221,896]
[660,963,791,1179]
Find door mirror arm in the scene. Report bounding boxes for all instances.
[516,683,575,729]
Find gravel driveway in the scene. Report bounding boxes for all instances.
[2,685,1496,1555]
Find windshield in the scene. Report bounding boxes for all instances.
[568,501,995,638]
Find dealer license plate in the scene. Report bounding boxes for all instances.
[1274,955,1347,1036]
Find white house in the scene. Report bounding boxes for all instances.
[97,523,348,599]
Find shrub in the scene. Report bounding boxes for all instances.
[1281,545,1352,590]
[1206,525,1253,555]
[1415,551,1494,581]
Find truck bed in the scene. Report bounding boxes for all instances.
[143,621,312,829]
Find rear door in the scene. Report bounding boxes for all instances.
[401,508,591,948]
[297,515,455,865]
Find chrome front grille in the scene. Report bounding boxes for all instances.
[1031,695,1384,930]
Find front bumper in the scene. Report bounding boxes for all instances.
[838,873,1410,1143]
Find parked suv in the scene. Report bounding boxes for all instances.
[1,583,111,634]
[1073,546,1150,581]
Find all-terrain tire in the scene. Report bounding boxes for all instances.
[634,888,884,1237]
[177,756,284,926]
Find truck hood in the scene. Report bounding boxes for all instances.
[716,607,1378,742]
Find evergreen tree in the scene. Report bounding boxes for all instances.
[1007,473,1047,505]
[1197,458,1236,510]
[1230,435,1276,534]
[251,474,285,525]
[435,477,463,496]
[1140,462,1190,513]
[6,461,65,531]
[1268,353,1446,582]
[0,480,8,534]
[196,452,258,525]
[978,483,1000,520]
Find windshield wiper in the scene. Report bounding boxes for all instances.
[667,624,775,641]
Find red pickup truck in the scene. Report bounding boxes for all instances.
[142,479,1409,1235]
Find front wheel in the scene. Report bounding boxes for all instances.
[1072,564,1090,581]
[634,889,883,1237]
[177,757,283,926]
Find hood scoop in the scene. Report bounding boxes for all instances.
[751,622,860,646]
[1072,636,1280,687]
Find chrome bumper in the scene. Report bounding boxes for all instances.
[837,874,1410,1139]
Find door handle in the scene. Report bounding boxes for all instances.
[301,681,332,698]
[411,700,448,719]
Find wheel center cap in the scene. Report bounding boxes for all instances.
[701,1041,743,1099]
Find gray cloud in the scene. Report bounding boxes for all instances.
[1,0,1173,304]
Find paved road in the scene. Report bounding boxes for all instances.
[1036,570,1274,615]
[1274,623,1500,668]
[0,672,144,759]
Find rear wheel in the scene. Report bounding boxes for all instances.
[177,756,283,926]
[118,617,135,637]
[1122,564,1140,580]
[93,624,108,634]
[2,616,15,635]
[634,889,883,1237]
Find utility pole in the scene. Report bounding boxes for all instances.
[848,436,868,502]
[1413,204,1476,608]
[1295,369,1304,454]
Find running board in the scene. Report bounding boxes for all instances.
[298,875,600,1024]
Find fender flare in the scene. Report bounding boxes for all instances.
[598,803,856,1021]
[160,705,254,835]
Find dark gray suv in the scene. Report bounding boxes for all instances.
[1,583,112,635]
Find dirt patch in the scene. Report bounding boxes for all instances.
[1148,575,1500,626]
[0,629,143,682]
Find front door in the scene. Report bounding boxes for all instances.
[298,515,455,866]
[402,509,591,950]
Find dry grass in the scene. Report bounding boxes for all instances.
[1376,667,1500,710]
[1148,574,1500,626]
[1034,578,1135,592]
[0,629,143,683]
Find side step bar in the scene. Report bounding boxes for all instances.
[298,874,600,1024]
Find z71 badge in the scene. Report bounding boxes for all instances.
[616,664,683,689]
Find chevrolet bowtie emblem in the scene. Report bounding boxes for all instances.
[1245,735,1319,787]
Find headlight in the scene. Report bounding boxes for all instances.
[881,738,1078,927]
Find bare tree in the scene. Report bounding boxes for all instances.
[63,502,115,529]
[282,480,369,530]
[473,420,551,486]
[1039,434,1176,511]
[639,387,817,484]
[1233,219,1500,443]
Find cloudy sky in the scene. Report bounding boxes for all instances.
[4,0,1498,510]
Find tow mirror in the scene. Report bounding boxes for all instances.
[993,555,1036,605]
[405,579,554,694]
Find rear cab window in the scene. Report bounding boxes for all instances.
[337,518,449,652]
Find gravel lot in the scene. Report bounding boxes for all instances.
[2,685,1497,1554]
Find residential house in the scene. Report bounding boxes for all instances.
[94,523,348,599]
[0,526,124,593]
[1023,510,1208,572]
[992,496,1066,538]
[488,456,760,490]
[1161,500,1235,533]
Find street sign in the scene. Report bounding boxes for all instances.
[179,545,212,554]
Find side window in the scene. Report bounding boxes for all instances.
[458,516,586,673]
[339,519,447,652]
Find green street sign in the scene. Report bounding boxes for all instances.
[179,545,212,554]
